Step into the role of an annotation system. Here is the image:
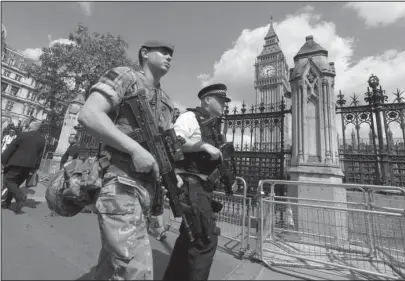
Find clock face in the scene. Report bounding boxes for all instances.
[260,65,276,78]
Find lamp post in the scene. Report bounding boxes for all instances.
[365,74,388,185]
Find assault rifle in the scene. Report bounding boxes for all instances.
[201,117,237,196]
[122,89,194,242]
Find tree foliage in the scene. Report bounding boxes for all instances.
[26,23,139,113]
[25,24,139,147]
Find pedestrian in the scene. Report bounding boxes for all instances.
[163,83,231,281]
[1,121,45,213]
[59,133,80,169]
[77,40,182,280]
[2,127,17,153]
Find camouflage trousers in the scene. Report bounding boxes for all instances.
[92,167,153,280]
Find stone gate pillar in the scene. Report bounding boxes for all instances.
[288,35,347,241]
[51,93,85,171]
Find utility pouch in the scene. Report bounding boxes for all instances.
[181,178,212,243]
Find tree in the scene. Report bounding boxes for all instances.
[25,24,139,150]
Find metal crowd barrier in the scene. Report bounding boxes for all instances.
[254,179,405,280]
[165,176,251,258]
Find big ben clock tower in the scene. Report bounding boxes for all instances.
[254,17,291,151]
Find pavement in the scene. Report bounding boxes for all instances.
[0,180,305,280]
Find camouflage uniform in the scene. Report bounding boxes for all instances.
[89,67,174,280]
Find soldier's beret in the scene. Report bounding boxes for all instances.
[198,83,231,102]
[141,40,174,55]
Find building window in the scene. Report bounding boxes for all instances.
[27,107,35,116]
[20,63,26,71]
[10,86,19,96]
[5,101,14,111]
[15,74,22,82]
[8,58,16,66]
[4,70,11,77]
[1,82,8,92]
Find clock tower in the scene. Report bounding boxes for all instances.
[254,17,291,151]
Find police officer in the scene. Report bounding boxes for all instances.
[163,83,231,281]
[77,40,182,280]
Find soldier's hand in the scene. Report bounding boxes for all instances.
[203,143,222,160]
[176,174,183,188]
[231,181,238,193]
[131,148,160,181]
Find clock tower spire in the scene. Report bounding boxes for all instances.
[254,16,290,107]
[253,17,292,150]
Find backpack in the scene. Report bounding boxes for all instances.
[45,153,110,217]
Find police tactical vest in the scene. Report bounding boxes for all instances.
[180,107,224,175]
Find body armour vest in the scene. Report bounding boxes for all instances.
[179,107,224,175]
[109,70,174,137]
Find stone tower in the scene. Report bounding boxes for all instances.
[288,35,346,239]
[289,35,341,168]
[253,17,291,151]
[52,93,85,164]
[351,129,357,150]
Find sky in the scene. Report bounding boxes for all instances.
[2,1,405,140]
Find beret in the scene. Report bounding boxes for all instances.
[141,40,174,55]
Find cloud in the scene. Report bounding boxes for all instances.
[49,38,76,47]
[337,49,405,103]
[22,48,43,61]
[345,2,405,27]
[199,7,405,140]
[21,37,76,62]
[297,4,315,14]
[79,2,93,17]
[198,10,355,107]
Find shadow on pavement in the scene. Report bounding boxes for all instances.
[153,249,170,280]
[74,249,170,280]
[24,198,41,208]
[6,198,41,214]
[76,266,97,280]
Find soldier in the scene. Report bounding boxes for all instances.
[77,40,182,280]
[163,83,232,281]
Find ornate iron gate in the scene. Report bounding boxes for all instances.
[223,99,291,194]
[336,75,405,187]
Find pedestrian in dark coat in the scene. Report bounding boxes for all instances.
[1,121,45,213]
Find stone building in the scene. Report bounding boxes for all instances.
[1,24,47,133]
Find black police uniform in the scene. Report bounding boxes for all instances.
[163,84,231,281]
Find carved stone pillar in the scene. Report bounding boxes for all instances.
[288,35,346,241]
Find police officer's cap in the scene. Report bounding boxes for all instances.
[141,40,174,56]
[198,83,231,102]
